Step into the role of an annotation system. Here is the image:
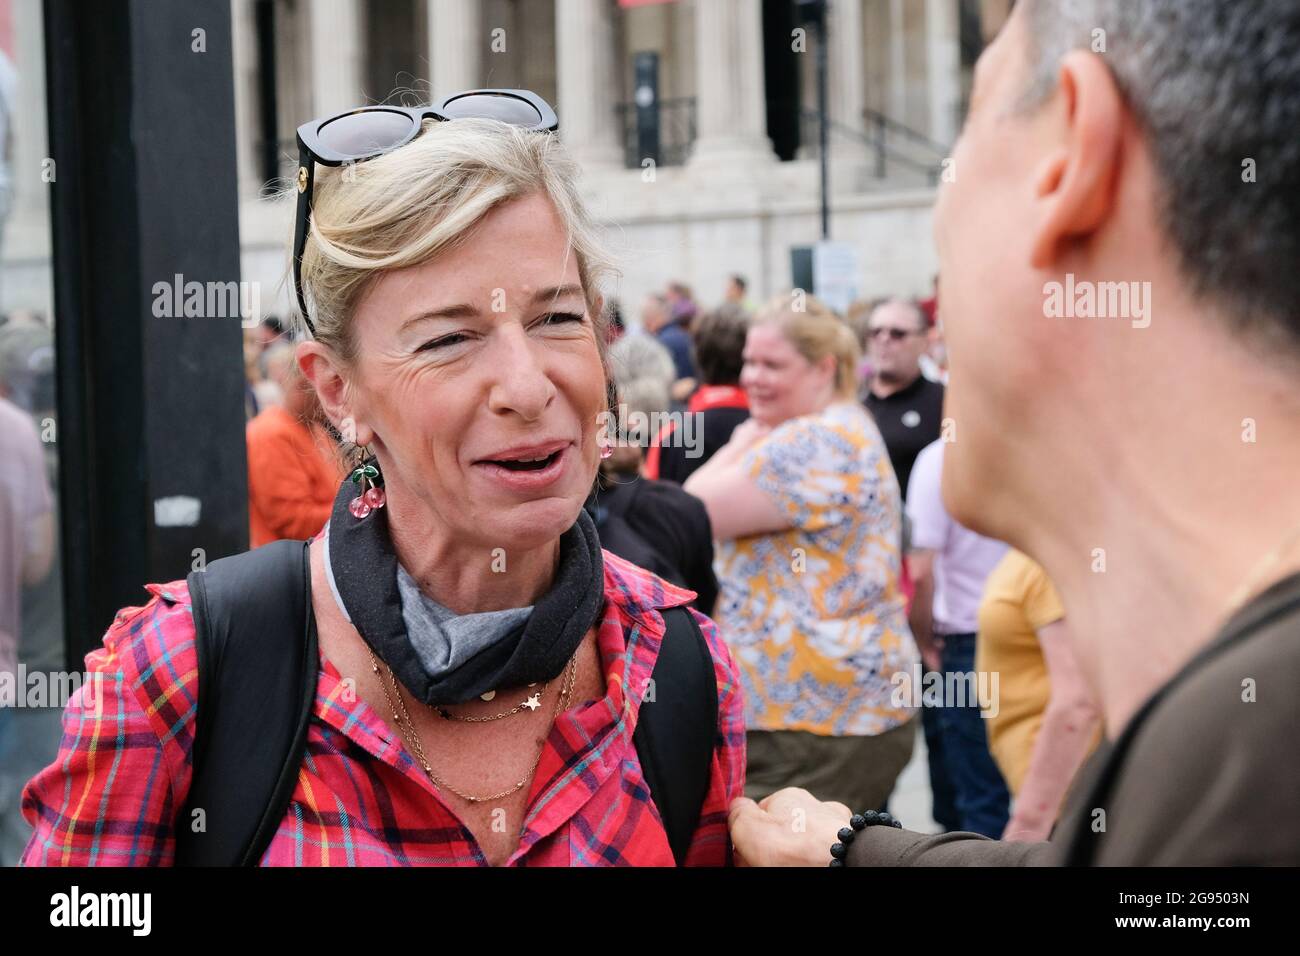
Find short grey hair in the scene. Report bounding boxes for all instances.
[1020,0,1300,353]
[609,331,676,420]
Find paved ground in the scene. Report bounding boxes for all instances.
[888,722,942,833]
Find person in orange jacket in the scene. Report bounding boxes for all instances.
[246,344,345,547]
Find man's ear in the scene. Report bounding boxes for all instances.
[1029,50,1125,269]
[296,341,373,446]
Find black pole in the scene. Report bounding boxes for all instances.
[254,0,280,194]
[816,15,830,239]
[44,0,250,658]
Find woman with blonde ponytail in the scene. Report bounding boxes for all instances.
[686,292,919,813]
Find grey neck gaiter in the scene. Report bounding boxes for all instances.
[394,564,534,681]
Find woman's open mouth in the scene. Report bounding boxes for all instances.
[488,450,562,472]
[473,442,571,492]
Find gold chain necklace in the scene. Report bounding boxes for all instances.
[368,649,579,804]
[435,683,547,723]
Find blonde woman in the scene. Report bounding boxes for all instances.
[21,91,744,867]
[686,293,919,812]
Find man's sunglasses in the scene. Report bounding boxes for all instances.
[292,88,559,337]
[868,326,926,342]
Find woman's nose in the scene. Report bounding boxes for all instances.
[486,328,556,421]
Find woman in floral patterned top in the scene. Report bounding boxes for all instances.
[686,292,919,811]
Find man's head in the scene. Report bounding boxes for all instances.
[264,342,318,422]
[641,292,671,333]
[936,0,1300,547]
[693,302,750,386]
[866,299,931,389]
[257,316,285,350]
[725,274,748,304]
[666,282,697,324]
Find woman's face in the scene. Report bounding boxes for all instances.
[739,323,834,427]
[315,192,606,552]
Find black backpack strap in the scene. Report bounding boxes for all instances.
[174,539,316,866]
[632,604,719,866]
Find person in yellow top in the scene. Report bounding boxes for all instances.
[686,292,919,811]
[976,550,1101,841]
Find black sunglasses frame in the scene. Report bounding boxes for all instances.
[291,88,559,336]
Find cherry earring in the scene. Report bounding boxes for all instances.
[348,448,386,519]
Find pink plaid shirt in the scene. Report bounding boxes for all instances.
[20,550,745,866]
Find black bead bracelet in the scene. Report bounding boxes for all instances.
[829,810,903,866]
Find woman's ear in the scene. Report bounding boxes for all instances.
[296,341,374,446]
[819,353,838,392]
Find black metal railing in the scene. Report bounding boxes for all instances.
[798,108,949,184]
[615,97,698,170]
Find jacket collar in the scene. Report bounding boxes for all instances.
[600,549,696,630]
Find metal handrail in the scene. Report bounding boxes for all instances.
[615,97,698,169]
[800,109,945,184]
[861,106,951,155]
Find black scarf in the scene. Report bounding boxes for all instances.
[326,475,605,706]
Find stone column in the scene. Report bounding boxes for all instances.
[429,0,482,95]
[829,0,865,130]
[230,0,260,200]
[862,0,889,118]
[309,0,363,117]
[887,0,907,120]
[926,0,961,145]
[827,0,869,191]
[9,0,48,219]
[687,0,774,170]
[555,0,623,171]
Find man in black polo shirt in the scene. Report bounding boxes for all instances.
[862,299,945,502]
[861,297,955,830]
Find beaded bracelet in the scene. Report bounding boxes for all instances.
[828,810,903,866]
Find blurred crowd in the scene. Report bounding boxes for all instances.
[0,309,58,865]
[583,274,1098,840]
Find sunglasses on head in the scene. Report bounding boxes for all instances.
[292,88,559,337]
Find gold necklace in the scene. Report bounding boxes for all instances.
[1222,520,1300,621]
[368,650,579,804]
[436,683,546,722]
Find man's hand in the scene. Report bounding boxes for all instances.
[728,788,852,867]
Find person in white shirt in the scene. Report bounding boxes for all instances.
[905,438,1009,837]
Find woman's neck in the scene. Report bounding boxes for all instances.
[383,487,562,615]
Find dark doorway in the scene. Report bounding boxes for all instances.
[364,0,425,104]
[762,0,802,161]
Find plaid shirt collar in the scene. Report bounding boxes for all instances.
[312,550,698,863]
